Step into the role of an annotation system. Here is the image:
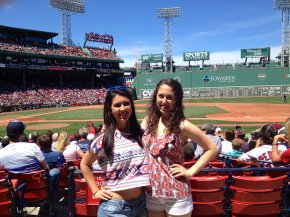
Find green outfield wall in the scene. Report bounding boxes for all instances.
[135,67,290,99]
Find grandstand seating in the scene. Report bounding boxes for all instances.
[230,175,288,216]
[190,175,230,217]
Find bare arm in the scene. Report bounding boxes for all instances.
[170,120,218,178]
[39,160,49,170]
[77,149,85,158]
[80,149,112,200]
[271,134,288,163]
[140,116,148,130]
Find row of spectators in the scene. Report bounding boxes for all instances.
[0,87,107,106]
[184,121,289,168]
[0,40,119,60]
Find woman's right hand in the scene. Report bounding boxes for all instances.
[93,186,113,200]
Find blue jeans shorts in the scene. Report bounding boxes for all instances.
[98,193,146,217]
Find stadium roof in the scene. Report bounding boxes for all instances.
[0,25,58,40]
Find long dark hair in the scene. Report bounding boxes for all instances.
[103,89,143,156]
[258,124,277,145]
[146,78,185,135]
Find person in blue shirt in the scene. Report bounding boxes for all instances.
[76,127,91,153]
[37,133,66,168]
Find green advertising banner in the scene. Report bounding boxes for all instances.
[141,54,163,63]
[183,51,210,61]
[240,47,270,58]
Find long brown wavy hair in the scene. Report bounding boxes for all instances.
[146,78,185,135]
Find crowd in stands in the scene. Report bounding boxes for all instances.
[184,120,289,168]
[0,38,120,61]
[0,116,289,215]
[0,87,107,107]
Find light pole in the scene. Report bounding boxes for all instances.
[49,0,85,46]
[157,7,180,72]
[274,0,290,67]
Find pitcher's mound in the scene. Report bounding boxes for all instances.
[27,123,69,130]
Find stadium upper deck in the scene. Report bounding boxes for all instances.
[0,25,129,112]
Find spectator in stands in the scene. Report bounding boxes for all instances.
[220,129,235,155]
[0,120,48,173]
[271,117,290,163]
[76,127,90,153]
[87,133,95,141]
[215,127,224,141]
[20,133,29,142]
[226,138,243,158]
[237,124,287,167]
[56,131,84,162]
[184,139,197,161]
[248,139,258,152]
[86,121,97,135]
[51,132,59,151]
[37,133,66,168]
[81,88,149,217]
[0,136,9,148]
[194,123,222,159]
[29,131,39,143]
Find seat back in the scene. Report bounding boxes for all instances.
[0,172,19,217]
[190,175,228,217]
[74,171,105,216]
[231,175,287,216]
[9,170,48,203]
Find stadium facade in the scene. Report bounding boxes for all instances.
[135,50,290,99]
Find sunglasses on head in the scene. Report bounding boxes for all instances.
[107,85,129,92]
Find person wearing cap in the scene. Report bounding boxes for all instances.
[215,127,224,141]
[0,120,49,173]
[0,120,61,204]
[194,123,222,159]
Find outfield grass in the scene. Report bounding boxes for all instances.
[0,96,286,136]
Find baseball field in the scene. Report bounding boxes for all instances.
[0,96,289,137]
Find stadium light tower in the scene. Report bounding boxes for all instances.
[49,0,85,46]
[274,0,290,67]
[157,7,180,72]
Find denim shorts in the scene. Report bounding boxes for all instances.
[98,193,147,217]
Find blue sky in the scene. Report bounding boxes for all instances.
[0,0,283,67]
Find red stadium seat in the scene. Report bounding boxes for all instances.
[0,171,20,217]
[231,175,287,216]
[74,172,105,216]
[9,169,48,203]
[190,175,228,217]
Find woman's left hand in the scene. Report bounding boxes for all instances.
[169,164,192,178]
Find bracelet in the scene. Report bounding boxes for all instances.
[93,189,100,197]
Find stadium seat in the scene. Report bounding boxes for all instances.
[0,171,25,217]
[230,175,288,216]
[190,175,229,217]
[9,169,48,203]
[74,172,105,216]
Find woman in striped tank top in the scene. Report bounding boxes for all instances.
[141,78,218,217]
[81,87,150,217]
